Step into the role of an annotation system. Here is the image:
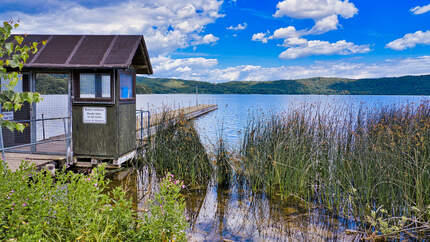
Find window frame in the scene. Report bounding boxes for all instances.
[118,69,136,103]
[73,70,115,104]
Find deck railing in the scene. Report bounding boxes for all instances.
[136,110,151,141]
[0,116,72,161]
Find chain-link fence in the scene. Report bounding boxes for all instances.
[0,74,71,160]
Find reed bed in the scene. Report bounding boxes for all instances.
[143,111,213,188]
[238,102,430,238]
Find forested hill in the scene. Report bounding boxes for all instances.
[136,75,430,95]
[34,73,430,95]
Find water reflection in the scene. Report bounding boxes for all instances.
[114,168,363,241]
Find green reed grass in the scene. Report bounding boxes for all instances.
[214,134,232,188]
[143,111,213,188]
[238,102,430,238]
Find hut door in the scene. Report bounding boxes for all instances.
[1,74,31,148]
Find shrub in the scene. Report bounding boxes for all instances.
[0,162,188,241]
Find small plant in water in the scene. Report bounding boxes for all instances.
[141,172,188,241]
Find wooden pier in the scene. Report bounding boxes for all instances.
[3,104,218,171]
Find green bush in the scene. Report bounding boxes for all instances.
[0,162,188,241]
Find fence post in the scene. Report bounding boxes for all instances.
[140,111,143,140]
[30,72,36,153]
[63,117,72,165]
[66,71,73,166]
[0,125,5,161]
[147,111,151,142]
[41,114,46,140]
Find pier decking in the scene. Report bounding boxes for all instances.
[3,104,217,171]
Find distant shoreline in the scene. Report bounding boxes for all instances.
[136,74,430,96]
[34,73,430,96]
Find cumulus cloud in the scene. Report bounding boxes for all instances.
[150,56,430,83]
[227,22,247,31]
[151,55,218,73]
[271,26,301,39]
[274,0,357,19]
[410,4,430,15]
[273,0,357,34]
[254,24,368,59]
[193,34,219,45]
[251,0,364,59]
[281,37,308,47]
[309,15,339,34]
[386,30,430,50]
[279,40,370,59]
[1,0,223,55]
[252,32,269,43]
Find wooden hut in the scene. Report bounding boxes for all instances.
[4,34,153,166]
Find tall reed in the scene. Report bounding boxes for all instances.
[143,111,213,188]
[238,102,430,237]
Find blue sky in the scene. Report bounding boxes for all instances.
[1,0,430,82]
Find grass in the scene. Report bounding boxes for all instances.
[141,102,430,238]
[237,102,430,238]
[142,110,213,188]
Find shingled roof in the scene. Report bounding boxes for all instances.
[11,35,153,74]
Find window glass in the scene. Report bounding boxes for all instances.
[79,73,111,98]
[119,71,133,99]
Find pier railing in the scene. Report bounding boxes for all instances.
[136,110,151,141]
[0,116,72,161]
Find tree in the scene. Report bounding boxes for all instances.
[0,21,43,132]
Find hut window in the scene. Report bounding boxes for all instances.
[119,71,134,99]
[79,73,111,98]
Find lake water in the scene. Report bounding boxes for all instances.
[38,94,430,144]
[136,94,430,147]
[40,94,430,240]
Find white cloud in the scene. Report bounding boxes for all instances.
[2,0,224,55]
[192,34,219,45]
[251,0,364,59]
[151,56,218,74]
[386,30,430,50]
[151,56,430,83]
[227,22,247,31]
[271,26,300,39]
[309,15,339,34]
[273,0,356,34]
[279,40,370,59]
[252,32,269,43]
[274,0,358,20]
[281,37,308,47]
[410,4,430,15]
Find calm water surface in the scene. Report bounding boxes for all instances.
[137,94,430,147]
[137,94,430,241]
[40,94,430,240]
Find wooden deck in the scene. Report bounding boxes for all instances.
[4,153,64,172]
[136,104,218,130]
[3,104,218,171]
[3,135,67,171]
